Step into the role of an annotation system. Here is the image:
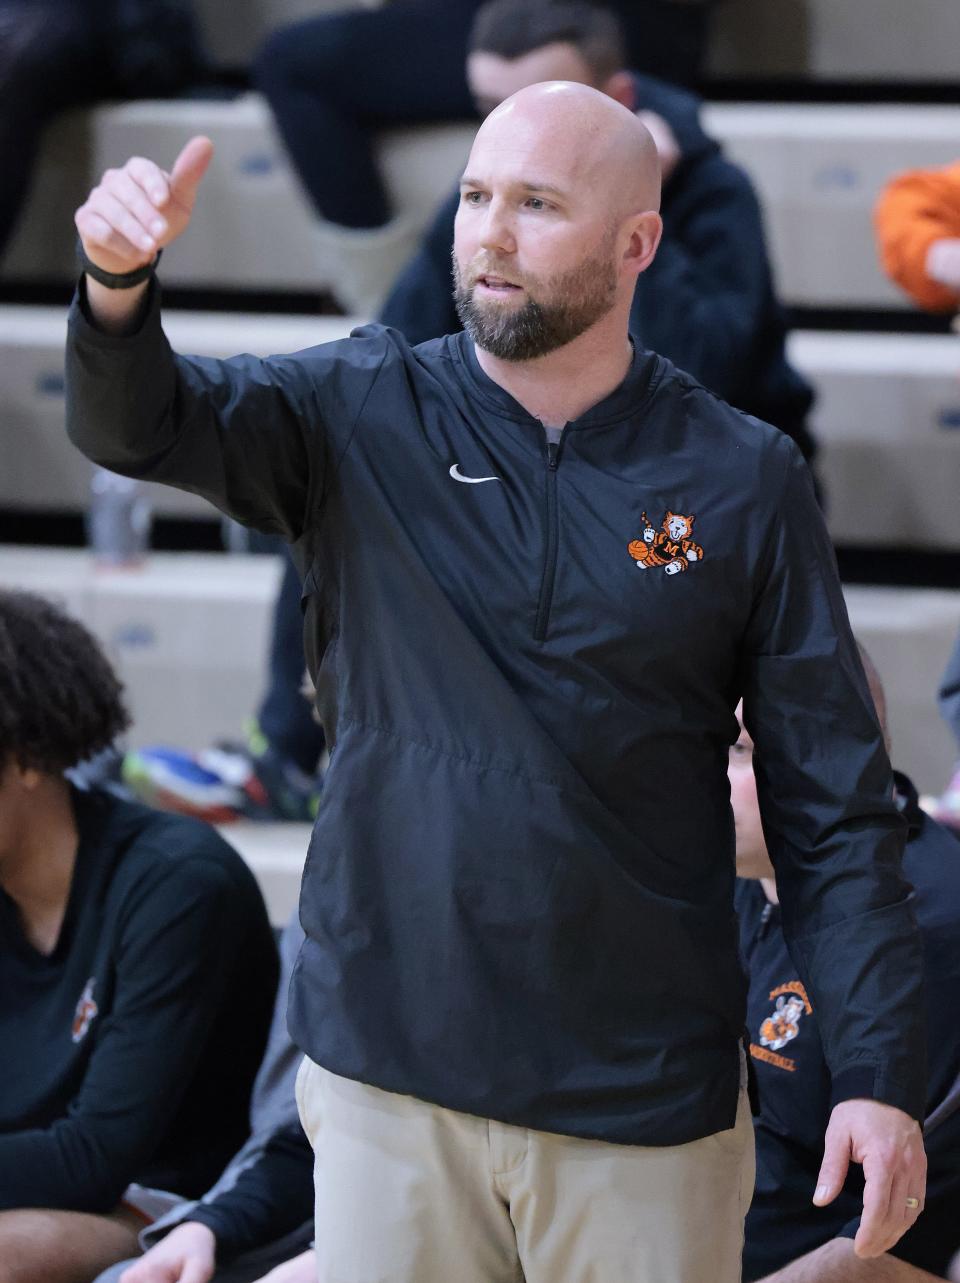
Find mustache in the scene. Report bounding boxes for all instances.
[460,258,527,289]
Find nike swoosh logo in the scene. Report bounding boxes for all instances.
[449,464,500,485]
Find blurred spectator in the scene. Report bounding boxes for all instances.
[875,163,960,314]
[95,917,314,1283]
[251,0,719,312]
[875,164,960,830]
[730,669,960,1283]
[0,591,277,1282]
[253,0,718,231]
[381,0,817,462]
[0,0,202,262]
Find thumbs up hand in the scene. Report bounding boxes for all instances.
[75,135,214,277]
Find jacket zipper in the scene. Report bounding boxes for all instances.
[534,438,562,641]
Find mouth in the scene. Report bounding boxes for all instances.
[475,274,523,295]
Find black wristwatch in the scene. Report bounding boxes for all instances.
[77,238,162,289]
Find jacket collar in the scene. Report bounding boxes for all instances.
[454,330,661,430]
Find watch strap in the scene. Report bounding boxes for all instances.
[77,239,162,289]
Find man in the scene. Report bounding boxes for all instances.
[730,661,960,1282]
[68,82,923,1282]
[0,590,277,1283]
[381,0,816,462]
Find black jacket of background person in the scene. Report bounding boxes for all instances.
[0,786,277,1212]
[381,72,816,461]
[737,775,960,1281]
[65,282,923,1147]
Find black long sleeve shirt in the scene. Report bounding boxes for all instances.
[65,281,925,1146]
[0,787,278,1211]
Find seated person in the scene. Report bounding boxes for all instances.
[95,916,314,1283]
[0,590,278,1283]
[380,0,817,463]
[730,651,960,1282]
[874,164,960,831]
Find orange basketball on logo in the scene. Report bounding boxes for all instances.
[628,540,648,562]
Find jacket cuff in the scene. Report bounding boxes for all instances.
[830,1063,925,1121]
[184,1206,241,1265]
[70,274,160,346]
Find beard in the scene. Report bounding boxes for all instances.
[452,236,619,362]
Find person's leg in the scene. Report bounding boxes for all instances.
[252,1,477,229]
[256,553,325,775]
[296,1059,522,1283]
[0,0,105,257]
[511,1070,755,1283]
[0,1206,142,1283]
[607,0,716,88]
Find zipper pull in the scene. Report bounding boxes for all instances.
[547,441,559,471]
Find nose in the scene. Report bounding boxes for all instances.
[479,197,516,256]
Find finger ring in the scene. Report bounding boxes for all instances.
[906,1197,920,1210]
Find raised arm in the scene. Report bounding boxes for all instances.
[74,136,213,335]
[67,139,389,540]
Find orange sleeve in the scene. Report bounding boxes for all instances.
[874,162,960,313]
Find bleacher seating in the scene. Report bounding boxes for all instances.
[788,330,960,549]
[0,546,282,753]
[702,103,960,308]
[6,95,960,309]
[0,305,353,516]
[6,304,958,560]
[709,0,960,83]
[0,96,474,304]
[0,546,956,804]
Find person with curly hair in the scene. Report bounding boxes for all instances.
[0,591,279,1283]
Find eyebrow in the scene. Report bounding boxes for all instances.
[459,175,568,199]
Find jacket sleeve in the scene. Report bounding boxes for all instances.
[0,855,263,1212]
[65,279,388,541]
[378,187,461,345]
[740,439,926,1120]
[637,159,779,402]
[185,1122,314,1263]
[874,163,960,313]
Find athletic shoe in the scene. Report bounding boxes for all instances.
[123,733,320,824]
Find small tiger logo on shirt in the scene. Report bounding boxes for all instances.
[628,511,704,576]
[71,978,98,1044]
[750,980,813,1072]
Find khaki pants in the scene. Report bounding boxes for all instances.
[296,1058,754,1283]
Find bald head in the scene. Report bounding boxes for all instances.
[454,80,663,363]
[472,81,661,219]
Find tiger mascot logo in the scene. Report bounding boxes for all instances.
[759,994,806,1052]
[628,510,704,576]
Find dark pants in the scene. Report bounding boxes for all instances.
[0,0,199,259]
[0,1,102,256]
[252,0,715,231]
[252,0,482,229]
[258,552,325,774]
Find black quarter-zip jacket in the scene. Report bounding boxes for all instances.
[65,282,925,1145]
